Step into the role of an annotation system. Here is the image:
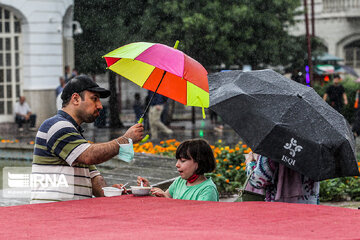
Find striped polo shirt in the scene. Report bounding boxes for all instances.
[31,110,100,204]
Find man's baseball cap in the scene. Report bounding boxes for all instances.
[61,75,111,100]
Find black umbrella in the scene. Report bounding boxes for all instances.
[209,69,359,181]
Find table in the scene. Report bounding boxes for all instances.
[1,195,359,239]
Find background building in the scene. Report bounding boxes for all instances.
[0,0,75,125]
[289,0,360,75]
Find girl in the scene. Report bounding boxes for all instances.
[138,139,219,201]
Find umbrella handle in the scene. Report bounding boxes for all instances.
[138,117,150,143]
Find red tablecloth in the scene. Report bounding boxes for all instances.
[1,195,359,239]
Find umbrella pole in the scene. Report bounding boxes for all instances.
[140,70,167,120]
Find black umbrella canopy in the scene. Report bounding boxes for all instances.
[209,69,359,181]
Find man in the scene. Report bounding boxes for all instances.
[147,91,173,140]
[14,96,37,131]
[56,76,66,110]
[323,74,348,113]
[55,76,66,97]
[31,75,144,203]
[64,65,71,83]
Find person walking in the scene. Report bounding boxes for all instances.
[147,91,173,140]
[133,93,143,122]
[31,75,144,203]
[323,74,348,113]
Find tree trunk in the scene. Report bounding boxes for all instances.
[109,72,123,128]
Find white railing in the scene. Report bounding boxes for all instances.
[323,0,360,12]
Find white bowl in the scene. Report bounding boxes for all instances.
[102,187,124,197]
[131,186,151,196]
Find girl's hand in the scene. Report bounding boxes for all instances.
[137,176,150,187]
[150,187,166,197]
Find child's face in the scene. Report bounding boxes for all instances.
[175,157,198,180]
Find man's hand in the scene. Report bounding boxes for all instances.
[123,123,144,143]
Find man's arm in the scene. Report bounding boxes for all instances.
[343,92,348,105]
[323,93,328,102]
[91,175,106,197]
[75,123,144,165]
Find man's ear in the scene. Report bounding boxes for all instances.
[71,93,81,105]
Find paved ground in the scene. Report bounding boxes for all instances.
[1,116,360,208]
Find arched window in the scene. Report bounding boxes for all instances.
[344,40,360,69]
[0,6,21,117]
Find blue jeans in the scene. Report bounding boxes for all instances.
[15,114,36,128]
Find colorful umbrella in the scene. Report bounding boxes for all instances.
[103,41,209,119]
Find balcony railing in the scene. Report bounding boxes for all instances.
[323,0,360,12]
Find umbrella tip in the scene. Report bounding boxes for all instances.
[174,40,179,49]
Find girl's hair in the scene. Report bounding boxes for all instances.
[175,139,216,175]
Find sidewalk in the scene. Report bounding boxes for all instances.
[0,116,238,146]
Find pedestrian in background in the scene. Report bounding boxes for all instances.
[56,76,66,97]
[133,93,143,122]
[14,96,37,131]
[323,74,348,113]
[147,91,173,140]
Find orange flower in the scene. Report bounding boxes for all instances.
[235,147,240,151]
[223,158,228,162]
[160,141,164,144]
[0,139,4,143]
[240,162,245,166]
[242,166,246,170]
[15,139,19,143]
[216,174,222,177]
[229,165,233,168]
[242,144,247,148]
[229,149,235,153]
[216,160,219,163]
[225,146,230,151]
[235,166,240,170]
[29,141,34,145]
[225,179,230,183]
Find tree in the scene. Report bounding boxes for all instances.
[74,0,148,128]
[75,0,303,71]
[74,0,303,125]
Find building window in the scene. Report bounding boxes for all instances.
[0,7,21,115]
[344,40,360,69]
